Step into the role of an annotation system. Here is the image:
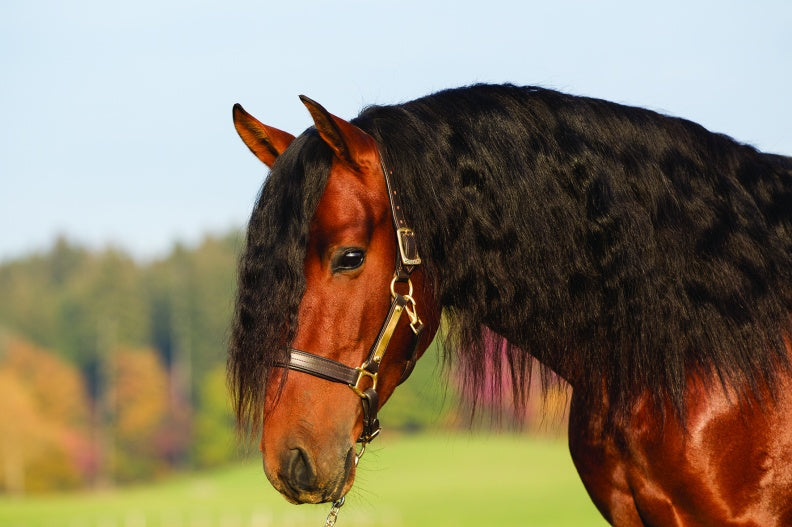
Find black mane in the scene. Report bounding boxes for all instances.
[230,84,792,431]
[229,131,332,435]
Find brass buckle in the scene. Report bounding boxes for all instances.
[363,427,381,442]
[350,367,377,398]
[396,228,421,266]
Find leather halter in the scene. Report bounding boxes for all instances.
[277,155,425,444]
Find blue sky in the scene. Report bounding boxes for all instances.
[2,0,790,262]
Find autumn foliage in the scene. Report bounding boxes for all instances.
[0,234,241,493]
[0,335,91,492]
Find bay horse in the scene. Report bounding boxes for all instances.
[228,84,792,526]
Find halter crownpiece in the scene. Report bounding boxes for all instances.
[382,157,421,271]
[276,151,424,445]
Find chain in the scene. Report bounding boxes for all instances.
[322,441,368,526]
[324,496,345,527]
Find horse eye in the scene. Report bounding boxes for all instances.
[332,248,365,272]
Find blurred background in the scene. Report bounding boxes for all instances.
[1,0,790,525]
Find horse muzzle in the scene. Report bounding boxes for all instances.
[264,441,357,504]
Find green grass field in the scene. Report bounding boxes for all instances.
[0,434,608,527]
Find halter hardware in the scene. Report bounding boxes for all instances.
[396,227,421,267]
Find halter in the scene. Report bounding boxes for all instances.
[277,155,425,445]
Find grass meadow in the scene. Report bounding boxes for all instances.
[0,434,608,527]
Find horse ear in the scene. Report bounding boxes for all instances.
[299,95,377,170]
[232,103,296,168]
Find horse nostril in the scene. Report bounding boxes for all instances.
[287,447,317,492]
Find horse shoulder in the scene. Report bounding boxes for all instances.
[568,371,792,526]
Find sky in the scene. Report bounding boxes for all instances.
[2,0,790,263]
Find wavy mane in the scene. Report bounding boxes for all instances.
[231,84,792,432]
[229,131,332,435]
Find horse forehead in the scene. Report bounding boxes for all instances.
[313,162,389,233]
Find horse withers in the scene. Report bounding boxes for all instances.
[229,84,792,525]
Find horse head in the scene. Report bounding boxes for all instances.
[232,99,440,504]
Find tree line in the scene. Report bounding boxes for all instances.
[0,233,243,493]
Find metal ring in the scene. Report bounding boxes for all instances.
[390,274,413,299]
[354,442,367,466]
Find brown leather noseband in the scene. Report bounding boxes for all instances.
[277,155,425,444]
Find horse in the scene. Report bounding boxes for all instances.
[228,84,792,526]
